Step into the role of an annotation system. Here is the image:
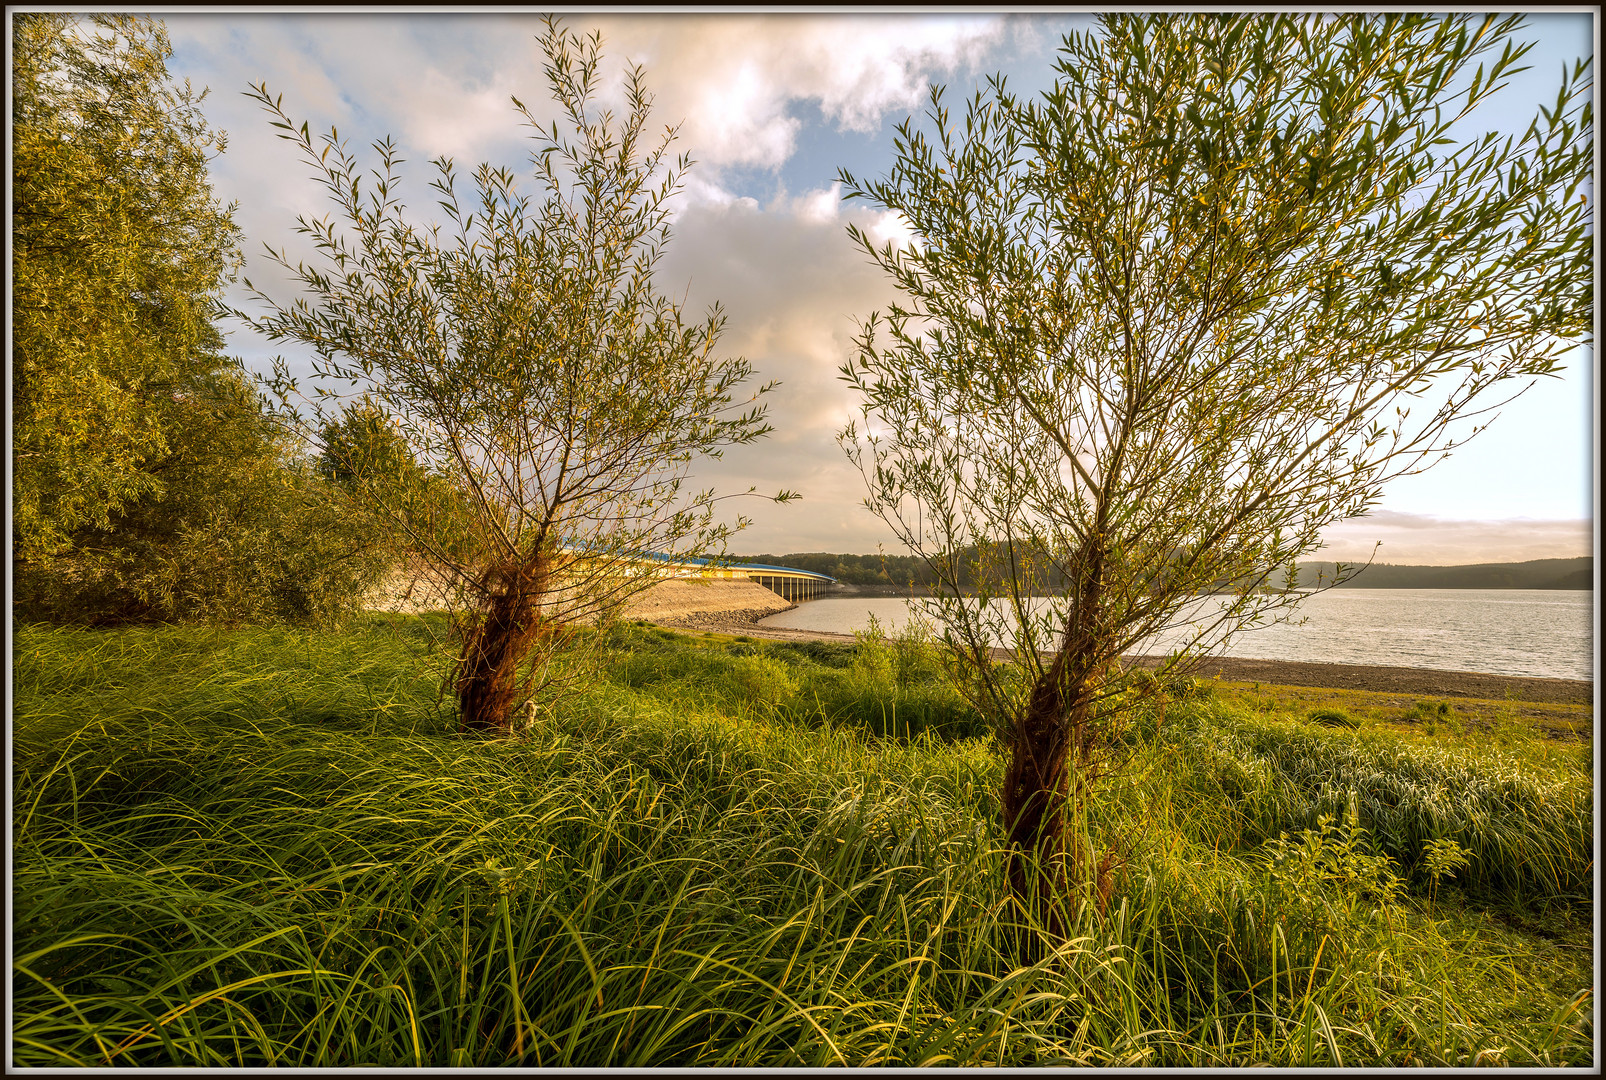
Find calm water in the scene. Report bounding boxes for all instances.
[757,589,1595,682]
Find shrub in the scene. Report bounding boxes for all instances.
[15,463,395,629]
[1127,667,1214,703]
[769,639,858,668]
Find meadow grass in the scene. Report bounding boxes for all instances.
[11,617,1594,1067]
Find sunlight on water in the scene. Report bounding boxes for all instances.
[757,589,1594,681]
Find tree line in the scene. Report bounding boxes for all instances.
[738,547,1107,592]
[1295,557,1591,591]
[734,552,936,588]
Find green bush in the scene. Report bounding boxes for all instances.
[769,638,858,668]
[1126,667,1214,702]
[719,653,801,713]
[14,370,396,629]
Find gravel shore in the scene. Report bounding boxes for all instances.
[620,579,795,627]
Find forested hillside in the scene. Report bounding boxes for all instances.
[1294,557,1591,590]
[733,552,937,589]
[735,553,1594,592]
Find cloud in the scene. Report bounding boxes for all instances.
[588,14,1005,171]
[649,191,914,553]
[394,69,526,165]
[778,183,843,225]
[1316,511,1593,565]
[168,12,997,349]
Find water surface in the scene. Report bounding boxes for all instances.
[757,589,1594,682]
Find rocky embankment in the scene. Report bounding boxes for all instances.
[362,567,461,614]
[619,579,794,628]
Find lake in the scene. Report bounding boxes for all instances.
[757,589,1595,682]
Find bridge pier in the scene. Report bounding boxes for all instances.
[740,568,832,602]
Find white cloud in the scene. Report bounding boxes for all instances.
[589,14,1005,171]
[780,184,842,225]
[396,70,525,164]
[866,209,920,252]
[676,173,747,210]
[1316,511,1593,565]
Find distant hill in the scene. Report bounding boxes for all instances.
[732,552,1593,592]
[1293,556,1592,590]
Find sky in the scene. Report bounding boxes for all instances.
[150,10,1596,565]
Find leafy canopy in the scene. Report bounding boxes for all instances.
[12,13,392,627]
[12,13,243,562]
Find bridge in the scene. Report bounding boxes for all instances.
[622,551,836,602]
[721,561,836,603]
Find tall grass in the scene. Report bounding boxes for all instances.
[11,619,1593,1067]
[1144,705,1593,902]
[604,619,985,743]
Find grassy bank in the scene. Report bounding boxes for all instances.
[11,618,1594,1067]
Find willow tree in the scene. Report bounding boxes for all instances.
[235,17,789,733]
[838,14,1591,917]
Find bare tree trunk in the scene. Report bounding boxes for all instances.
[1001,540,1107,937]
[455,555,553,734]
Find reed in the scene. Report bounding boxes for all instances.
[11,619,1593,1067]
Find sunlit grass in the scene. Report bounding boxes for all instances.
[11,618,1593,1066]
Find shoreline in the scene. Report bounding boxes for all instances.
[646,608,1594,707]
